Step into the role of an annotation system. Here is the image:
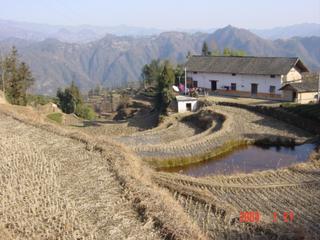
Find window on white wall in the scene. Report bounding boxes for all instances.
[193,81,198,88]
[231,83,236,91]
[269,85,276,94]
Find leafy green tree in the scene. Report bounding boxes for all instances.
[210,49,221,56]
[69,81,82,106]
[231,49,246,56]
[202,42,210,56]
[75,104,96,120]
[174,64,185,85]
[141,59,178,112]
[223,48,232,56]
[27,94,57,106]
[216,48,247,57]
[141,59,162,88]
[57,81,96,120]
[0,46,34,105]
[157,61,175,112]
[57,87,76,114]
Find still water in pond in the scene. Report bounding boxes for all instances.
[161,144,316,177]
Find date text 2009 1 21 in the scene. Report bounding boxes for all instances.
[239,211,294,223]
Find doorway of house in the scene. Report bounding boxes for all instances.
[211,81,217,91]
[251,83,258,95]
[292,91,297,102]
[186,103,192,111]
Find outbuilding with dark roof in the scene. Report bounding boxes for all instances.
[279,75,319,103]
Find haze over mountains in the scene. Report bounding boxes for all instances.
[1,19,320,42]
[0,19,319,95]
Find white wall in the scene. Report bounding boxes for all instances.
[297,92,318,104]
[177,101,197,113]
[282,67,302,83]
[188,72,282,94]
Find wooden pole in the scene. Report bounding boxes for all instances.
[1,56,5,95]
[184,67,187,95]
[318,72,320,103]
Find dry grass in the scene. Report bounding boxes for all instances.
[0,109,160,239]
[2,100,318,239]
[0,135,96,240]
[153,156,320,239]
[0,103,206,240]
[117,105,312,168]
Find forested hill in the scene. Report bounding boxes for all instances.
[1,25,319,95]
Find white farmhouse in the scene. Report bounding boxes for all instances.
[185,56,309,100]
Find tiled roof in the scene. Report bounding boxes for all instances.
[185,56,309,75]
[280,79,319,93]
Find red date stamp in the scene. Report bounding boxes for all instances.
[240,211,294,223]
[273,211,294,223]
[240,211,260,223]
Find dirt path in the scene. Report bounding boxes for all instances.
[0,113,160,240]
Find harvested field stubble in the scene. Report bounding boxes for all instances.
[0,104,205,240]
[117,105,312,168]
[0,136,96,240]
[154,157,320,239]
[2,101,319,239]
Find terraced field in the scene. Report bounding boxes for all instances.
[280,103,320,122]
[2,99,319,239]
[153,155,320,239]
[116,105,312,168]
[116,111,211,146]
[0,113,161,240]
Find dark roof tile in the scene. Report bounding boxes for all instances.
[280,79,319,93]
[185,56,309,75]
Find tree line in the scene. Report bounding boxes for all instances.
[0,46,34,105]
[0,46,95,120]
[141,60,183,113]
[201,41,246,57]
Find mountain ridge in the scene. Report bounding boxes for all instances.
[1,19,319,42]
[0,25,319,95]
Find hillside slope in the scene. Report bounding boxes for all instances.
[0,26,319,95]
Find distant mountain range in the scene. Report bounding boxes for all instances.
[0,23,319,95]
[0,19,163,43]
[0,19,319,42]
[252,23,320,39]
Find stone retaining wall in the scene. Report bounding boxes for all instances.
[216,102,320,135]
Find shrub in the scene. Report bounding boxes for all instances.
[27,94,58,106]
[47,112,63,124]
[75,104,96,120]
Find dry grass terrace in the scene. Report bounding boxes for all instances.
[1,95,319,239]
[116,105,312,168]
[202,95,286,106]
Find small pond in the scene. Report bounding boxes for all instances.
[161,143,317,177]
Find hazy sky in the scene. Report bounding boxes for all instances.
[1,0,319,29]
